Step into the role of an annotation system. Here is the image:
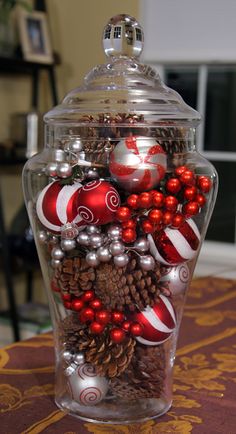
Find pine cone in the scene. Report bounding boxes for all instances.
[110,344,166,400]
[54,257,95,296]
[95,257,161,311]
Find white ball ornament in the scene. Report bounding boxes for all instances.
[97,246,112,262]
[86,251,100,267]
[67,363,109,406]
[77,231,90,246]
[109,241,125,256]
[107,225,122,241]
[51,247,65,260]
[134,237,149,252]
[113,253,129,267]
[89,234,104,249]
[86,225,101,235]
[61,239,76,251]
[139,255,155,271]
[160,263,190,296]
[38,230,48,243]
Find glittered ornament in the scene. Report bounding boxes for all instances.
[160,263,190,295]
[67,363,108,405]
[36,180,84,233]
[132,294,176,345]
[109,136,167,192]
[148,218,200,265]
[77,180,120,225]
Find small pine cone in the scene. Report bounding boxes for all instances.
[110,344,166,400]
[54,257,95,296]
[59,314,89,353]
[95,257,162,311]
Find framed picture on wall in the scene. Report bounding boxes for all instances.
[18,10,53,64]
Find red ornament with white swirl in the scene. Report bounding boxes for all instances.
[148,218,200,266]
[36,180,84,233]
[160,263,190,295]
[132,295,176,346]
[109,136,167,192]
[77,180,120,225]
[67,363,108,405]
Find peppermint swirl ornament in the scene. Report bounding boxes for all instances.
[160,263,190,295]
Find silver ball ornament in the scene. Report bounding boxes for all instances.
[89,234,104,249]
[61,238,76,251]
[69,138,83,153]
[45,162,58,177]
[57,162,72,178]
[51,247,65,260]
[134,237,149,252]
[51,258,61,268]
[48,234,59,245]
[97,246,112,262]
[107,225,122,241]
[62,350,74,364]
[86,251,100,267]
[109,241,125,256]
[73,352,85,366]
[67,363,109,405]
[77,231,90,246]
[86,225,101,235]
[113,253,129,267]
[160,263,190,295]
[85,168,99,180]
[51,149,66,162]
[139,255,155,271]
[38,230,48,243]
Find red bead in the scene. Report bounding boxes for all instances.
[71,298,84,312]
[184,186,197,201]
[122,320,132,332]
[142,219,154,234]
[82,290,95,302]
[110,328,126,343]
[89,298,103,310]
[152,192,165,208]
[180,170,196,186]
[183,201,200,216]
[122,228,137,243]
[130,322,143,337]
[111,311,125,324]
[61,293,71,301]
[122,218,136,229]
[164,195,178,212]
[166,178,182,194]
[163,211,173,226]
[63,301,71,310]
[51,281,60,292]
[79,307,95,323]
[197,176,212,193]
[171,212,185,228]
[148,209,163,224]
[195,193,206,207]
[175,165,187,176]
[127,194,139,209]
[95,310,111,325]
[116,207,131,222]
[137,192,153,209]
[90,321,105,335]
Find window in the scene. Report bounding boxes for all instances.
[136,28,142,42]
[104,28,111,40]
[114,26,121,39]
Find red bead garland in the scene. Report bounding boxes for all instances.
[110,328,126,343]
[122,228,137,243]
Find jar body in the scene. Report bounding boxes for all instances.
[23,121,217,423]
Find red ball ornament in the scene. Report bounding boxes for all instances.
[89,298,103,310]
[122,218,136,229]
[171,212,185,228]
[82,290,95,302]
[110,328,126,343]
[132,295,176,345]
[116,207,131,222]
[142,219,154,234]
[63,301,71,310]
[164,195,178,212]
[138,192,153,209]
[183,201,200,217]
[109,136,167,192]
[148,209,163,225]
[95,310,111,325]
[166,178,182,194]
[122,228,137,243]
[79,307,95,323]
[61,293,71,302]
[152,191,165,208]
[197,176,212,193]
[148,218,200,265]
[195,193,206,207]
[183,186,197,201]
[71,298,84,312]
[130,322,143,337]
[127,194,139,209]
[163,211,173,226]
[77,180,120,225]
[90,321,105,335]
[180,170,196,186]
[36,180,84,233]
[175,165,188,177]
[51,281,60,292]
[111,311,125,324]
[122,320,132,332]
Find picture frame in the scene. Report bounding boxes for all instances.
[18,10,53,64]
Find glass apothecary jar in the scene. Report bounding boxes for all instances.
[22,15,218,424]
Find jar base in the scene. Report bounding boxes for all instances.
[55,395,172,424]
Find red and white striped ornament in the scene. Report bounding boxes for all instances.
[133,295,176,346]
[148,218,200,266]
[109,136,167,192]
[36,180,84,233]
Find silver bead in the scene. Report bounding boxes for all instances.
[86,251,100,267]
[86,225,101,235]
[51,247,65,260]
[45,162,58,177]
[65,363,77,377]
[139,255,155,271]
[69,138,83,153]
[109,240,125,256]
[38,230,48,243]
[134,237,149,252]
[77,231,90,246]
[113,253,129,267]
[61,238,76,251]
[89,234,104,249]
[107,225,122,241]
[97,246,112,262]
[73,353,85,365]
[85,168,99,180]
[51,149,66,162]
[160,264,190,296]
[51,259,61,268]
[57,162,72,178]
[62,350,73,364]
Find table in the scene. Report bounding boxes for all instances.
[1,276,236,434]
